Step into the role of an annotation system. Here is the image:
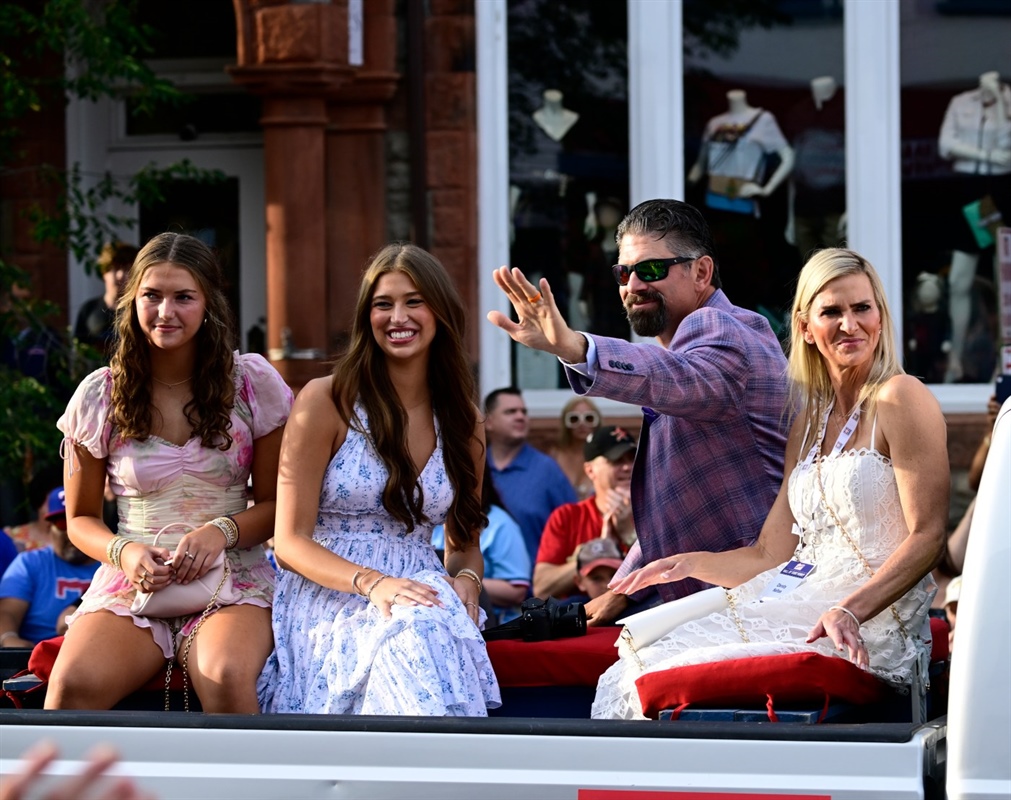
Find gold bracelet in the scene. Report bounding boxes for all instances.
[208,516,239,549]
[353,568,377,597]
[366,574,389,605]
[105,537,118,567]
[106,536,130,570]
[455,568,483,594]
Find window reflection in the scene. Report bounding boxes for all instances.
[507,0,629,389]
[683,0,845,341]
[900,4,1010,384]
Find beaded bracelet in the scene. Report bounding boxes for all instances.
[365,574,389,605]
[455,568,483,594]
[829,605,861,628]
[106,536,131,570]
[208,516,240,550]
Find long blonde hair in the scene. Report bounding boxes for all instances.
[788,248,903,452]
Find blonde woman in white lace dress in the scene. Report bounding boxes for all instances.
[593,248,948,720]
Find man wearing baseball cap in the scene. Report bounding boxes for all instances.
[0,488,98,647]
[533,426,638,601]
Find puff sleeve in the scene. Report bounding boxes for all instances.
[56,368,115,467]
[235,353,294,439]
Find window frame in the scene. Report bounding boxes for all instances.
[476,0,993,415]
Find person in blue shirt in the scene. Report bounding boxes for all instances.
[483,387,578,562]
[0,488,98,647]
[432,469,531,625]
[0,531,17,579]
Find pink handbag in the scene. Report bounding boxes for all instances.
[129,523,240,618]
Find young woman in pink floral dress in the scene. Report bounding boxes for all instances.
[46,233,292,713]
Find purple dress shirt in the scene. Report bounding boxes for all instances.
[565,290,791,602]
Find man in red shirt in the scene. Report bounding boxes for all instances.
[533,426,637,600]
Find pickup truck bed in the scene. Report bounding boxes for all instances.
[0,710,946,800]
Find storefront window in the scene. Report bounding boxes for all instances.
[507,0,629,389]
[899,3,1011,385]
[682,0,845,340]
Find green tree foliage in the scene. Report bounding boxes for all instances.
[0,0,224,494]
[0,0,179,161]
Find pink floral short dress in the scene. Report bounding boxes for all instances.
[57,353,293,658]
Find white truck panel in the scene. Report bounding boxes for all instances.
[0,717,942,799]
[946,399,1011,800]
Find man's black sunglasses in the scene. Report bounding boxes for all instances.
[611,256,696,286]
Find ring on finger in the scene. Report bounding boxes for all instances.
[391,593,401,605]
[526,291,542,303]
[185,551,196,560]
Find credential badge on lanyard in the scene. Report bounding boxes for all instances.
[760,559,816,599]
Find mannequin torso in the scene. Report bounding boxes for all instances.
[688,89,795,214]
[533,89,580,142]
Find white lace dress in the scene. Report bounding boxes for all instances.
[591,415,936,720]
[257,409,501,716]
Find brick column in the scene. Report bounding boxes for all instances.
[230,1,351,387]
[324,0,399,349]
[425,5,479,358]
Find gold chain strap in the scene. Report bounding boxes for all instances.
[813,412,910,641]
[163,556,233,712]
[723,588,751,643]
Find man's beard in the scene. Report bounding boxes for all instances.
[624,289,667,337]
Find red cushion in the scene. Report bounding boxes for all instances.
[929,616,950,662]
[486,626,621,688]
[635,652,891,720]
[29,636,185,692]
[28,636,64,681]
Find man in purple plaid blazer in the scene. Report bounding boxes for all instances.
[488,199,791,625]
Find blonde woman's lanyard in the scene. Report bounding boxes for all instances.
[786,402,862,568]
[803,403,862,468]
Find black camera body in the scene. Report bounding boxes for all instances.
[482,597,587,642]
[518,597,586,641]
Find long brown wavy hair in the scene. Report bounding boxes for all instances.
[110,232,237,449]
[331,243,484,547]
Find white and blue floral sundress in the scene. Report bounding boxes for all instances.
[257,408,501,715]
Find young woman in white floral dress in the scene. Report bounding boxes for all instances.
[258,243,500,715]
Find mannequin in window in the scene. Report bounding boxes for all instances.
[905,271,951,385]
[533,89,580,142]
[582,196,631,340]
[687,89,795,217]
[686,89,795,314]
[509,89,582,387]
[937,70,1010,383]
[785,76,846,260]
